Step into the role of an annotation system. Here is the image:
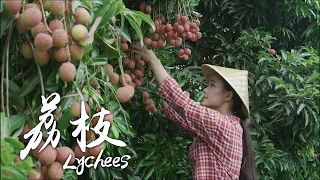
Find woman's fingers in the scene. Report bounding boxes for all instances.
[132,44,144,51]
[132,50,141,55]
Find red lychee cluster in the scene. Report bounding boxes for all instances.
[138,2,202,61]
[7,0,91,83]
[142,91,157,114]
[122,54,146,88]
[104,63,135,103]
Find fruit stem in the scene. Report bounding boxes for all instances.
[61,93,81,100]
[109,24,126,85]
[63,7,71,61]
[22,0,25,12]
[38,0,52,34]
[36,64,45,96]
[96,78,130,133]
[73,81,84,101]
[20,67,36,122]
[25,35,45,97]
[3,22,14,117]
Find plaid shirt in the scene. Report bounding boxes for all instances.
[158,76,243,180]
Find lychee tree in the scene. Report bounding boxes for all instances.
[1,0,319,180]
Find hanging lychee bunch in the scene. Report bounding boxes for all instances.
[142,91,157,114]
[144,16,167,50]
[104,63,135,103]
[5,0,92,83]
[122,54,146,88]
[138,1,152,16]
[138,1,202,61]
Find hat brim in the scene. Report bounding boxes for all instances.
[201,64,250,117]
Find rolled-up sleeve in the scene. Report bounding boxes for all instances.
[158,76,224,139]
[162,104,196,135]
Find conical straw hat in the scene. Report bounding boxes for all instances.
[201,64,250,117]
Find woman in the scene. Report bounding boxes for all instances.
[134,46,258,180]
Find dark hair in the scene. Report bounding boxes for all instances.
[222,79,258,180]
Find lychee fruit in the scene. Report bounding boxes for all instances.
[185,48,191,56]
[88,143,104,158]
[110,73,120,85]
[104,112,113,124]
[270,49,276,55]
[56,146,75,165]
[54,47,69,62]
[194,20,200,26]
[145,5,151,13]
[54,108,62,121]
[5,0,21,15]
[139,3,145,11]
[42,0,51,11]
[134,69,143,78]
[121,43,129,51]
[70,101,90,117]
[116,85,135,103]
[182,55,189,61]
[34,33,53,51]
[178,49,185,57]
[134,79,142,87]
[104,64,113,76]
[74,145,88,158]
[143,37,152,46]
[31,22,49,38]
[52,29,68,47]
[180,16,188,24]
[72,24,88,42]
[47,162,64,180]
[59,62,76,82]
[50,0,65,16]
[20,42,33,59]
[31,141,45,158]
[128,60,136,69]
[33,49,50,66]
[74,7,90,25]
[15,14,29,34]
[142,91,149,99]
[119,74,132,86]
[19,125,30,139]
[21,8,42,28]
[49,19,64,32]
[38,144,57,166]
[70,44,84,61]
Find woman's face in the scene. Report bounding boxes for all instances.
[201,72,232,109]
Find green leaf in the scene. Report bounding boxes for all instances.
[125,15,143,46]
[115,28,132,43]
[305,73,319,84]
[0,11,18,38]
[75,68,85,85]
[57,110,72,131]
[1,113,10,138]
[110,121,120,139]
[144,166,155,180]
[5,137,24,152]
[99,1,119,28]
[1,166,27,180]
[141,160,157,167]
[132,11,155,31]
[20,72,40,97]
[299,133,306,142]
[9,115,25,134]
[297,103,306,115]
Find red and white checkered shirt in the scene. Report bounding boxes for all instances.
[158,76,243,180]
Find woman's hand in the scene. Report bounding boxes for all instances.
[133,45,159,65]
